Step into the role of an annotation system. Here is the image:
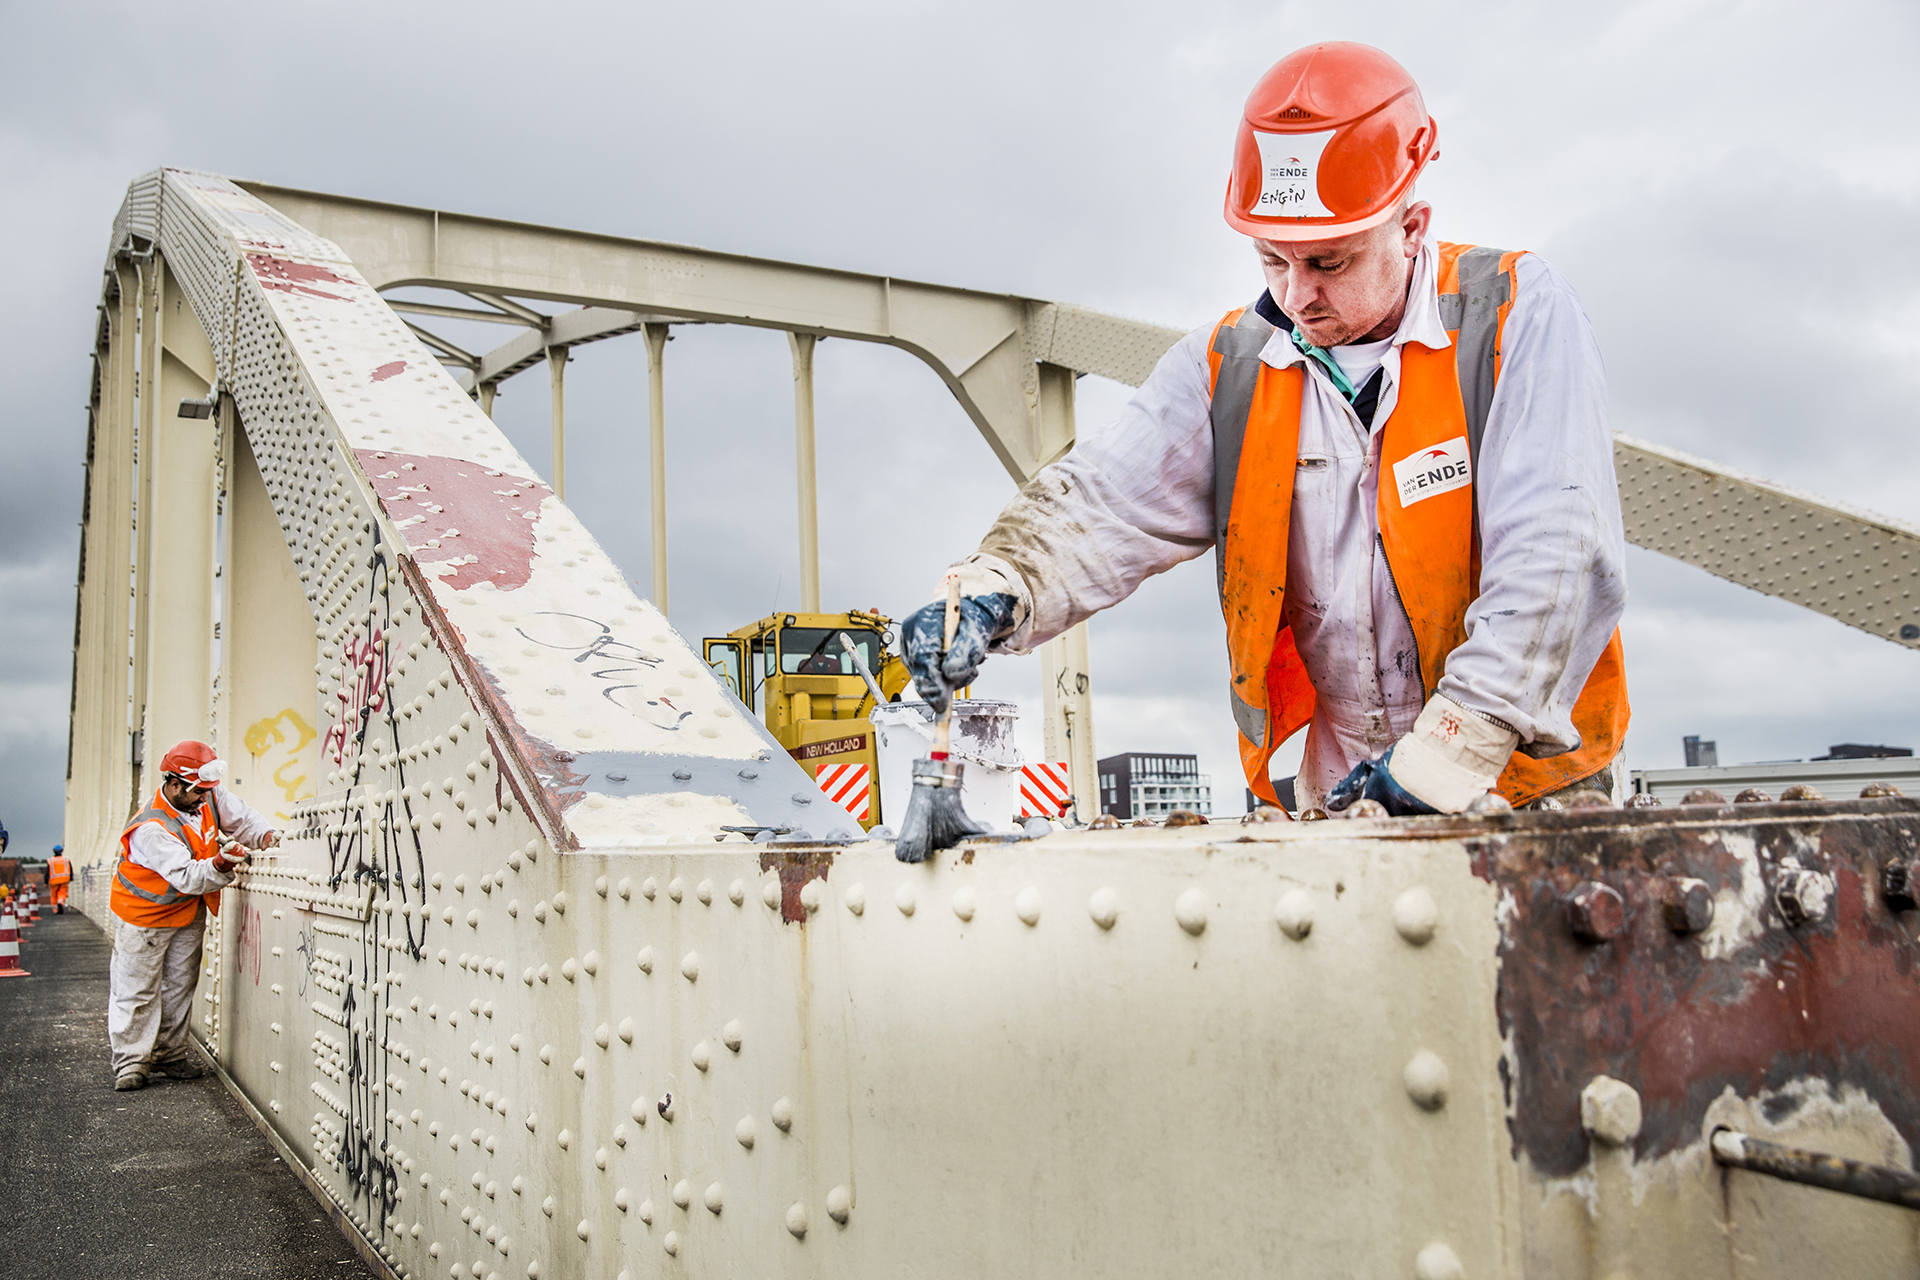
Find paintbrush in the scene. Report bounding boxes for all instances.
[893,576,987,863]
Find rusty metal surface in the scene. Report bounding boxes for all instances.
[1426,797,1920,1178]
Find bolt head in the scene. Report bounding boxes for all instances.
[1566,881,1625,943]
[1660,878,1715,934]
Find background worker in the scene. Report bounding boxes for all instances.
[47,845,71,914]
[108,740,276,1091]
[903,41,1628,816]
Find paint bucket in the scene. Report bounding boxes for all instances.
[872,700,1025,834]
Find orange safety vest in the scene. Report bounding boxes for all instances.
[1209,242,1629,810]
[112,789,224,928]
[47,855,71,886]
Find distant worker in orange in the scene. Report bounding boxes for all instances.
[47,845,72,914]
[108,740,278,1091]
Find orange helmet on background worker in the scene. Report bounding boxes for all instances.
[159,739,228,787]
[1223,42,1438,241]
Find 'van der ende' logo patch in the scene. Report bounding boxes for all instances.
[1392,436,1472,508]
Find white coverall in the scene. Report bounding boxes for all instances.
[109,787,274,1078]
[956,238,1627,809]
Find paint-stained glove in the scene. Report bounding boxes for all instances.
[1327,694,1520,816]
[901,593,1019,715]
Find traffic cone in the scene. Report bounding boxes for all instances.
[21,888,39,926]
[0,907,30,978]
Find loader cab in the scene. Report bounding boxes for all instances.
[702,611,907,830]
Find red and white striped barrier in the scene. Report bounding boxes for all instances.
[21,887,39,926]
[0,907,29,978]
[815,762,872,823]
[1019,762,1072,819]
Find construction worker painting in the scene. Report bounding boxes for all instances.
[903,42,1628,817]
[107,740,277,1090]
[47,845,71,914]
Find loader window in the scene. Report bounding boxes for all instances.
[780,628,882,677]
[703,639,748,710]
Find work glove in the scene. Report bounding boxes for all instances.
[901,592,1019,715]
[1326,693,1521,817]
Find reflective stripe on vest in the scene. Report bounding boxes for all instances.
[47,856,71,885]
[1208,241,1629,808]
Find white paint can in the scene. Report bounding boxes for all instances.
[872,700,1024,834]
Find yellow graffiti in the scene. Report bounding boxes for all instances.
[244,708,317,818]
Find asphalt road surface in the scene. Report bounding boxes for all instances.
[0,909,375,1277]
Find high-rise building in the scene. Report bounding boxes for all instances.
[1097,753,1211,820]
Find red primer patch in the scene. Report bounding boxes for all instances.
[358,450,549,591]
[371,360,407,383]
[247,253,349,301]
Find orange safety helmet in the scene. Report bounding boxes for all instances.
[160,739,228,787]
[1224,42,1438,242]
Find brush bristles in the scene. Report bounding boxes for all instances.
[894,760,987,863]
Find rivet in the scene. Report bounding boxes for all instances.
[825,1184,851,1224]
[582,951,599,976]
[662,1231,679,1256]
[638,1198,654,1225]
[736,1115,757,1149]
[1580,1074,1643,1146]
[1660,877,1715,934]
[761,879,782,910]
[1088,887,1120,930]
[1414,1242,1463,1280]
[1275,889,1314,940]
[658,1093,675,1121]
[696,879,714,905]
[558,1128,571,1148]
[573,1057,587,1079]
[668,878,684,903]
[541,1196,555,1217]
[1391,887,1438,945]
[845,883,866,915]
[727,879,745,906]
[539,1045,552,1065]
[1174,887,1208,936]
[723,1019,743,1052]
[615,1188,629,1212]
[595,1147,607,1170]
[617,877,632,900]
[680,951,699,982]
[561,959,578,982]
[636,947,654,974]
[1566,881,1625,943]
[1403,1049,1450,1110]
[704,1183,724,1214]
[672,1180,691,1209]
[642,877,657,900]
[618,1018,635,1044]
[552,891,568,915]
[799,880,823,913]
[575,1220,589,1242]
[594,1024,611,1049]
[1015,885,1043,926]
[894,884,916,916]
[785,1202,808,1238]
[771,1097,793,1132]
[594,876,608,897]
[691,1041,711,1071]
[951,887,976,921]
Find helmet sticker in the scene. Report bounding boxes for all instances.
[1253,129,1337,219]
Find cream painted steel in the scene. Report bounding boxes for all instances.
[547,344,567,500]
[1040,623,1099,821]
[68,170,1920,1280]
[644,322,670,616]
[1615,434,1920,650]
[790,332,821,614]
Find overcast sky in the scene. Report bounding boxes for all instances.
[4,0,1920,856]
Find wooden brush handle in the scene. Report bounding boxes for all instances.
[934,574,963,755]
